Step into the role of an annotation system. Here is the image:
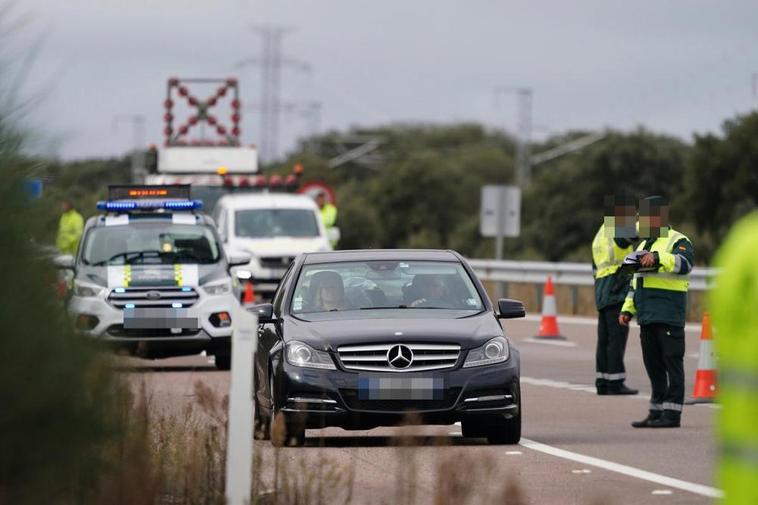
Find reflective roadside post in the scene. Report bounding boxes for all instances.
[225,303,258,505]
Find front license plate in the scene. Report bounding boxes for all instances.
[123,308,199,330]
[358,376,445,400]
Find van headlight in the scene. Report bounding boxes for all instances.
[286,341,336,370]
[463,337,510,368]
[203,279,232,296]
[74,280,105,298]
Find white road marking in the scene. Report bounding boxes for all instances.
[652,490,673,495]
[522,313,702,333]
[521,376,721,409]
[520,438,722,499]
[522,337,577,348]
[505,450,522,455]
[449,431,462,436]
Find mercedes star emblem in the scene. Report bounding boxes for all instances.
[387,344,413,369]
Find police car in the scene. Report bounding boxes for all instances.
[55,185,250,369]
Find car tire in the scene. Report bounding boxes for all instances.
[214,353,231,371]
[486,386,522,445]
[254,397,271,440]
[269,373,306,447]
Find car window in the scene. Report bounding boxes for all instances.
[272,263,295,313]
[81,222,221,265]
[234,209,319,238]
[290,260,483,315]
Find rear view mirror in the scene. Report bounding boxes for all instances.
[53,255,75,270]
[228,253,251,268]
[497,298,526,319]
[249,303,274,323]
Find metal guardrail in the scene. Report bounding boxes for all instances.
[467,259,716,291]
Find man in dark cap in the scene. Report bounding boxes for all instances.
[619,196,694,428]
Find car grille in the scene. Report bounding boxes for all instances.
[107,287,200,310]
[337,343,461,372]
[259,256,294,269]
[340,387,461,412]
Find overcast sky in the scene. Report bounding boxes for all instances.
[11,0,758,160]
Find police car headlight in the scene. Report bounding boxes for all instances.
[286,341,336,370]
[203,279,232,296]
[73,280,105,298]
[463,337,510,368]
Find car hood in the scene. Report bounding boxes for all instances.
[282,311,504,351]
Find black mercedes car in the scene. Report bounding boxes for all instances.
[251,249,525,446]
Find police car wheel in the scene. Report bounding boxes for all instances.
[214,353,231,371]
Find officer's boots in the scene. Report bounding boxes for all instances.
[631,410,680,428]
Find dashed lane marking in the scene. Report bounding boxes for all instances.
[522,337,577,348]
[521,376,720,409]
[652,490,673,495]
[520,438,722,499]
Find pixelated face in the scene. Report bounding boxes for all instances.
[638,198,669,238]
[602,195,637,238]
[62,201,72,212]
[316,193,326,207]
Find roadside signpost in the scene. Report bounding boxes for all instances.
[480,185,521,298]
[225,304,258,505]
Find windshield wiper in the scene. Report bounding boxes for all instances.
[359,305,410,310]
[91,250,162,266]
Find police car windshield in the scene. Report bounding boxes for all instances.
[290,260,484,315]
[235,209,319,238]
[82,222,221,266]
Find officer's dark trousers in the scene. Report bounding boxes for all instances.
[640,323,685,420]
[596,303,629,388]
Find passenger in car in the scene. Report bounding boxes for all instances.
[308,270,347,311]
[408,274,452,308]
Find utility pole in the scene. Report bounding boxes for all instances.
[112,114,146,182]
[495,86,533,187]
[237,26,310,162]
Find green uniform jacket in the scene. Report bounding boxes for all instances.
[592,235,635,310]
[621,228,694,328]
[710,212,758,504]
[56,209,84,256]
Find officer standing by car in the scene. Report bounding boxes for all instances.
[315,191,338,247]
[710,212,758,504]
[620,196,694,428]
[592,195,638,395]
[56,199,84,255]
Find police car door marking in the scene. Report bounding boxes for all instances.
[105,215,129,226]
[172,214,196,225]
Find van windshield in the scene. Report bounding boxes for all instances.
[235,209,319,238]
[81,222,221,265]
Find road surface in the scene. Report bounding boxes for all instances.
[121,316,718,505]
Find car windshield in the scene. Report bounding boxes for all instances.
[81,222,221,265]
[235,208,319,238]
[290,260,484,315]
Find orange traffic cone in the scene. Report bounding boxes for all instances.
[242,281,255,305]
[535,276,565,340]
[686,312,717,404]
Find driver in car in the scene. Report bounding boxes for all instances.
[409,274,451,308]
[309,271,347,311]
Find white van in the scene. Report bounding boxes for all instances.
[213,193,335,300]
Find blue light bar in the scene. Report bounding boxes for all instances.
[96,199,203,212]
[172,302,183,308]
[125,303,136,309]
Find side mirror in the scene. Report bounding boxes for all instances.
[54,255,75,270]
[326,227,341,244]
[497,298,526,319]
[249,302,274,323]
[228,253,252,268]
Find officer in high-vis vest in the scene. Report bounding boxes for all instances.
[620,196,694,428]
[710,212,758,504]
[592,195,638,395]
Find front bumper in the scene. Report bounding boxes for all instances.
[68,291,236,357]
[275,357,520,430]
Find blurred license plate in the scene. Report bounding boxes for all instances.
[358,376,445,400]
[123,308,199,330]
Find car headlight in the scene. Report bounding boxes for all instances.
[203,279,232,296]
[74,280,105,298]
[463,336,510,368]
[286,341,336,370]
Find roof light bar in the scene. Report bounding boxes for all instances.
[97,199,203,211]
